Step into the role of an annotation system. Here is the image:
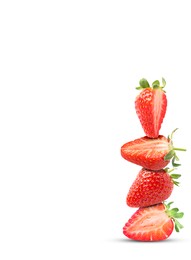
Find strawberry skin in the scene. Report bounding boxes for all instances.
[126,168,173,208]
[121,135,170,170]
[135,83,167,138]
[123,203,173,241]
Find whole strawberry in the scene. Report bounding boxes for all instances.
[121,129,186,170]
[123,202,184,241]
[126,168,180,208]
[135,78,167,138]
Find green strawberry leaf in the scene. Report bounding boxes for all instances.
[136,86,143,90]
[162,77,166,87]
[136,78,166,91]
[165,202,184,233]
[164,150,175,160]
[166,201,174,210]
[174,219,184,232]
[172,157,181,167]
[170,208,179,213]
[173,181,180,186]
[170,174,181,179]
[152,80,160,89]
[173,212,184,218]
[139,78,150,88]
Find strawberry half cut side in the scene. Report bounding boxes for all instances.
[121,129,186,171]
[121,135,170,170]
[135,78,167,138]
[123,202,184,242]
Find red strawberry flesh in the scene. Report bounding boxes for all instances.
[121,135,170,170]
[123,203,173,241]
[135,88,167,138]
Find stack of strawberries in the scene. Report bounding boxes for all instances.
[120,78,186,241]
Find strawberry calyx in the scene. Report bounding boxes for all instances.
[164,168,181,186]
[165,202,184,232]
[164,128,186,167]
[136,77,166,91]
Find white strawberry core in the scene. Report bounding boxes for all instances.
[153,89,164,135]
[130,207,169,236]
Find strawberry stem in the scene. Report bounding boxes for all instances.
[173,148,187,151]
[164,129,186,168]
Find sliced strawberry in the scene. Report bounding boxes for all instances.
[121,135,170,170]
[126,168,181,208]
[123,202,184,241]
[121,130,186,170]
[135,78,167,138]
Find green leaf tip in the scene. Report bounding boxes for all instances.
[170,173,181,179]
[139,78,150,89]
[136,86,143,90]
[165,201,174,210]
[174,219,184,232]
[152,80,160,89]
[172,157,181,167]
[162,77,166,87]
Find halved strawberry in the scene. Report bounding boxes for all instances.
[121,129,186,170]
[123,202,184,241]
[135,78,167,138]
[126,168,181,208]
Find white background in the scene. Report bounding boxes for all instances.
[0,0,190,259]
